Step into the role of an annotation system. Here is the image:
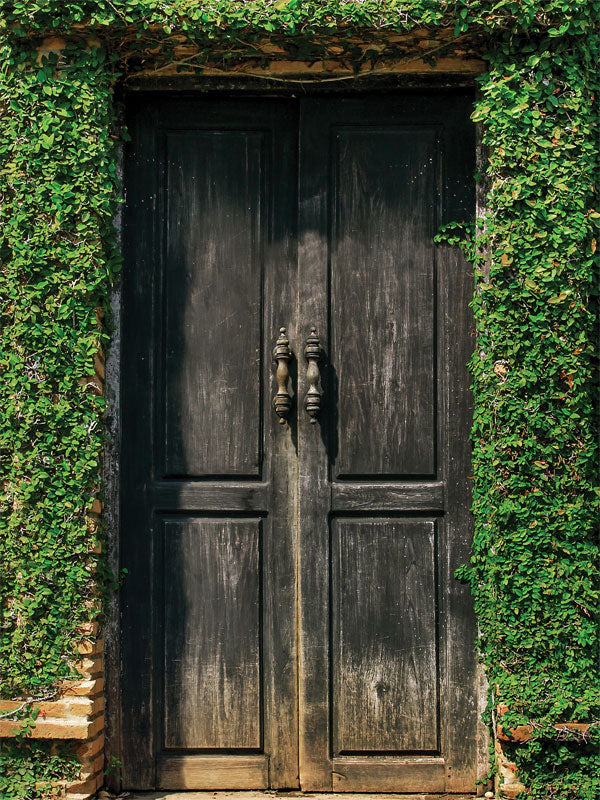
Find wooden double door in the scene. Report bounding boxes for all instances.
[120,92,478,793]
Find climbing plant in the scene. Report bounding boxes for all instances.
[0,720,80,800]
[0,2,597,798]
[0,36,119,800]
[458,26,599,800]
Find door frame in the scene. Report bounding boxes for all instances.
[103,81,490,796]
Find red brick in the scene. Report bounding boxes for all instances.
[0,717,92,739]
[61,677,104,697]
[66,771,102,793]
[75,732,104,760]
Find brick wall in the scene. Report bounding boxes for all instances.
[0,634,105,798]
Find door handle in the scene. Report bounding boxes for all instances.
[272,327,293,424]
[304,327,323,423]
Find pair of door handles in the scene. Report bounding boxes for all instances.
[273,327,322,424]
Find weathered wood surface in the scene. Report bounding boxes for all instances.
[297,93,476,792]
[332,757,445,793]
[163,518,262,749]
[163,130,264,477]
[124,25,486,85]
[297,95,334,791]
[332,519,438,754]
[121,92,477,793]
[121,98,299,789]
[331,482,444,511]
[331,126,436,478]
[158,755,269,790]
[132,793,476,800]
[150,481,268,511]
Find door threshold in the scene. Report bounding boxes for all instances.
[125,793,477,800]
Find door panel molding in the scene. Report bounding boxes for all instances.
[158,755,269,790]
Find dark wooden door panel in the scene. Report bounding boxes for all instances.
[163,517,262,750]
[331,127,437,478]
[332,518,438,754]
[332,757,446,792]
[298,93,477,793]
[121,92,478,794]
[121,98,298,790]
[163,130,264,478]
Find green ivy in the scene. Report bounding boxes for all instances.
[510,730,600,799]
[0,39,119,699]
[468,30,599,719]
[0,707,80,799]
[0,2,598,798]
[463,29,600,799]
[0,738,80,800]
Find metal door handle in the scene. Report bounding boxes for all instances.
[272,327,292,424]
[304,327,323,423]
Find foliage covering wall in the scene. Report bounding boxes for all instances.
[0,2,598,798]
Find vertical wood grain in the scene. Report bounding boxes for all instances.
[297,98,334,791]
[163,131,263,478]
[332,519,438,753]
[122,91,477,794]
[121,101,159,788]
[121,98,299,790]
[332,128,436,478]
[298,93,477,793]
[163,518,262,750]
[436,96,478,791]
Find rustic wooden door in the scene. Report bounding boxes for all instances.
[296,96,477,793]
[120,92,477,794]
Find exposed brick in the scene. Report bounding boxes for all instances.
[94,353,105,381]
[0,717,92,739]
[88,713,104,738]
[90,498,103,514]
[0,700,37,714]
[75,732,104,760]
[497,715,591,743]
[78,374,103,395]
[80,751,104,776]
[0,719,25,737]
[61,677,104,697]
[0,696,102,719]
[75,620,99,638]
[75,655,104,679]
[497,722,532,743]
[495,729,528,799]
[77,637,104,657]
[36,36,66,62]
[90,694,104,715]
[500,787,527,799]
[36,780,67,793]
[66,771,102,794]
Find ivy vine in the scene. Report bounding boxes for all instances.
[0,739,80,800]
[0,2,597,799]
[462,28,599,800]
